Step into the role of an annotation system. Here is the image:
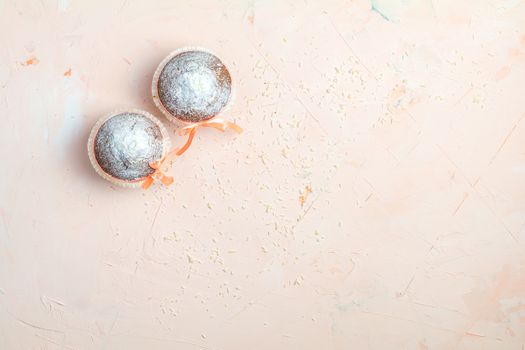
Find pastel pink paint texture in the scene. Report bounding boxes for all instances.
[0,0,524,349]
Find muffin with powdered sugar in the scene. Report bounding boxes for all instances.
[152,48,233,124]
[87,109,172,188]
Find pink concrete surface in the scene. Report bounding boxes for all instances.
[1,0,525,349]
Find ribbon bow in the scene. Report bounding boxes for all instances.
[176,118,243,156]
[140,118,242,189]
[141,151,177,190]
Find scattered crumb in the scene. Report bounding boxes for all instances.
[465,331,485,338]
[21,56,38,66]
[299,185,312,207]
[293,275,304,286]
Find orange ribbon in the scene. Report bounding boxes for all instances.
[141,118,242,189]
[176,118,243,156]
[141,149,179,190]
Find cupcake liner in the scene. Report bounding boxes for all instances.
[87,108,171,189]
[151,46,236,126]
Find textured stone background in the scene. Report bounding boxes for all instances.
[0,0,524,349]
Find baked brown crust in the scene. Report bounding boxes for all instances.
[156,50,232,123]
[93,112,164,181]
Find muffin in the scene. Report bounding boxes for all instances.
[152,47,233,124]
[87,109,172,188]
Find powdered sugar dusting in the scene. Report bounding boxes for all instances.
[157,50,232,122]
[94,113,163,181]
